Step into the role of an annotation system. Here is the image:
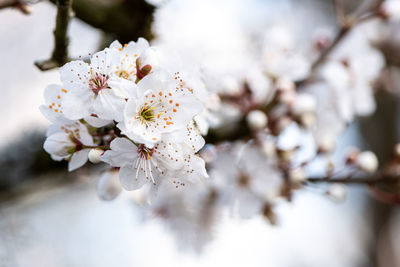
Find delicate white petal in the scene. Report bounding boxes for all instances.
[68,149,89,171]
[119,166,147,190]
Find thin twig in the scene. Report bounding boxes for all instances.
[35,0,72,71]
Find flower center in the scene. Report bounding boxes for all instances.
[89,73,109,94]
[138,106,155,124]
[118,70,133,80]
[137,144,154,159]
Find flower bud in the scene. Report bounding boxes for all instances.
[357,151,379,174]
[292,93,316,116]
[88,148,104,164]
[317,134,336,154]
[96,170,122,201]
[138,47,159,70]
[261,140,276,157]
[326,183,346,202]
[379,0,400,21]
[299,112,316,128]
[246,110,268,131]
[288,167,306,184]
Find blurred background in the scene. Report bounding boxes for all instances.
[1,0,400,266]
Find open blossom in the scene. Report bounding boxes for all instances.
[60,48,134,122]
[101,136,207,191]
[109,38,155,81]
[44,119,94,171]
[209,142,283,218]
[117,70,203,148]
[39,84,112,127]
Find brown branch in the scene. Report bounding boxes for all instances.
[307,176,400,185]
[35,0,72,71]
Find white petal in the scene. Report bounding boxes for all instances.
[119,166,147,190]
[60,60,90,86]
[93,89,126,121]
[100,137,138,167]
[61,88,93,120]
[84,115,113,127]
[68,149,89,171]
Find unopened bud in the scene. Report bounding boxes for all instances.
[288,167,306,184]
[299,112,316,128]
[345,148,360,164]
[357,151,379,174]
[138,47,159,69]
[326,183,346,202]
[96,170,122,201]
[88,148,104,164]
[246,110,268,131]
[292,93,316,116]
[317,134,336,154]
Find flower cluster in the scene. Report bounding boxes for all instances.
[41,38,207,191]
[40,0,399,251]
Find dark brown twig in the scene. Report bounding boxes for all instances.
[35,0,72,71]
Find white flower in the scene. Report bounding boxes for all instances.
[40,84,112,127]
[117,70,203,148]
[60,48,135,122]
[44,119,94,171]
[381,0,400,21]
[319,27,384,121]
[210,142,283,218]
[262,25,311,81]
[100,136,207,191]
[357,151,379,174]
[109,38,153,81]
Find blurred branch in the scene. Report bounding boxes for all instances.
[298,0,385,86]
[307,176,400,185]
[0,0,32,14]
[333,0,345,25]
[49,0,155,44]
[35,0,72,71]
